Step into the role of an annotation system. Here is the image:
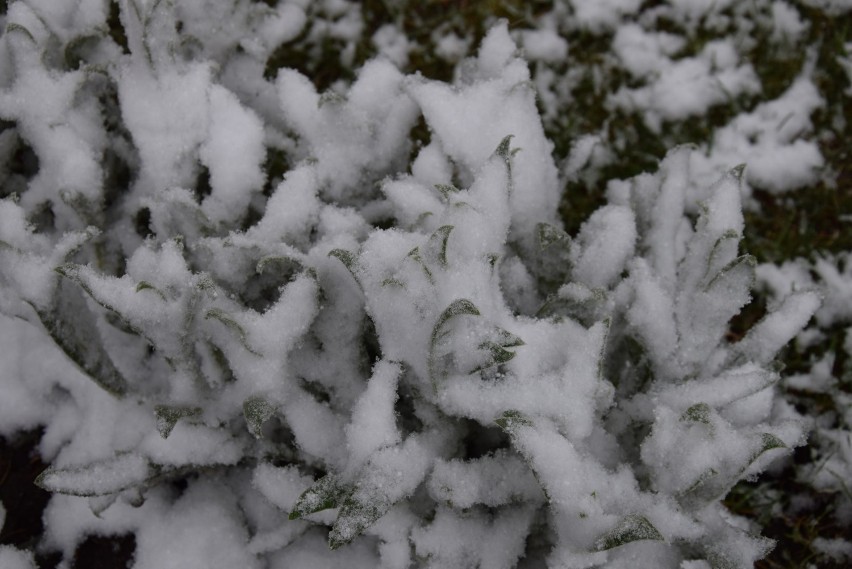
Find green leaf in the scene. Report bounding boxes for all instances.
[196,274,218,297]
[537,223,571,250]
[593,514,664,551]
[154,405,201,439]
[681,403,712,425]
[35,453,154,497]
[705,254,756,292]
[328,249,360,285]
[407,246,433,283]
[6,23,36,43]
[729,163,746,181]
[431,299,480,346]
[677,468,720,507]
[708,229,741,259]
[493,327,525,348]
[495,410,533,433]
[135,281,166,300]
[494,135,515,161]
[65,34,102,69]
[471,327,525,373]
[34,278,129,397]
[204,308,260,356]
[706,551,738,569]
[318,90,346,107]
[88,493,119,517]
[289,474,348,520]
[473,341,517,371]
[256,255,304,275]
[243,396,278,439]
[329,491,390,550]
[328,248,357,271]
[755,433,787,456]
[434,183,460,201]
[429,225,454,267]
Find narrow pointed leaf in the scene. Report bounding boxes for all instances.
[243,396,278,439]
[135,281,166,300]
[431,299,480,345]
[328,492,390,550]
[537,223,571,250]
[495,135,514,160]
[434,184,460,201]
[429,225,453,267]
[154,405,201,438]
[681,403,712,425]
[593,514,664,551]
[34,279,129,397]
[36,453,154,497]
[289,474,348,520]
[495,410,533,433]
[204,308,260,356]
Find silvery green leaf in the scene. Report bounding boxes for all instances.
[36,453,154,497]
[243,396,278,439]
[289,474,348,520]
[495,410,533,433]
[681,403,712,425]
[204,307,260,356]
[593,514,664,551]
[34,278,129,397]
[154,405,201,438]
[537,223,571,251]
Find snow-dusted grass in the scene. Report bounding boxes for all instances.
[0,1,850,568]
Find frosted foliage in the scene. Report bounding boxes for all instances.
[0,4,821,569]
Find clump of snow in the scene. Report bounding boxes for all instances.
[691,74,825,195]
[610,37,761,132]
[567,0,642,33]
[133,481,261,569]
[0,546,36,569]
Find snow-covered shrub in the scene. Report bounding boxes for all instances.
[0,1,823,568]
